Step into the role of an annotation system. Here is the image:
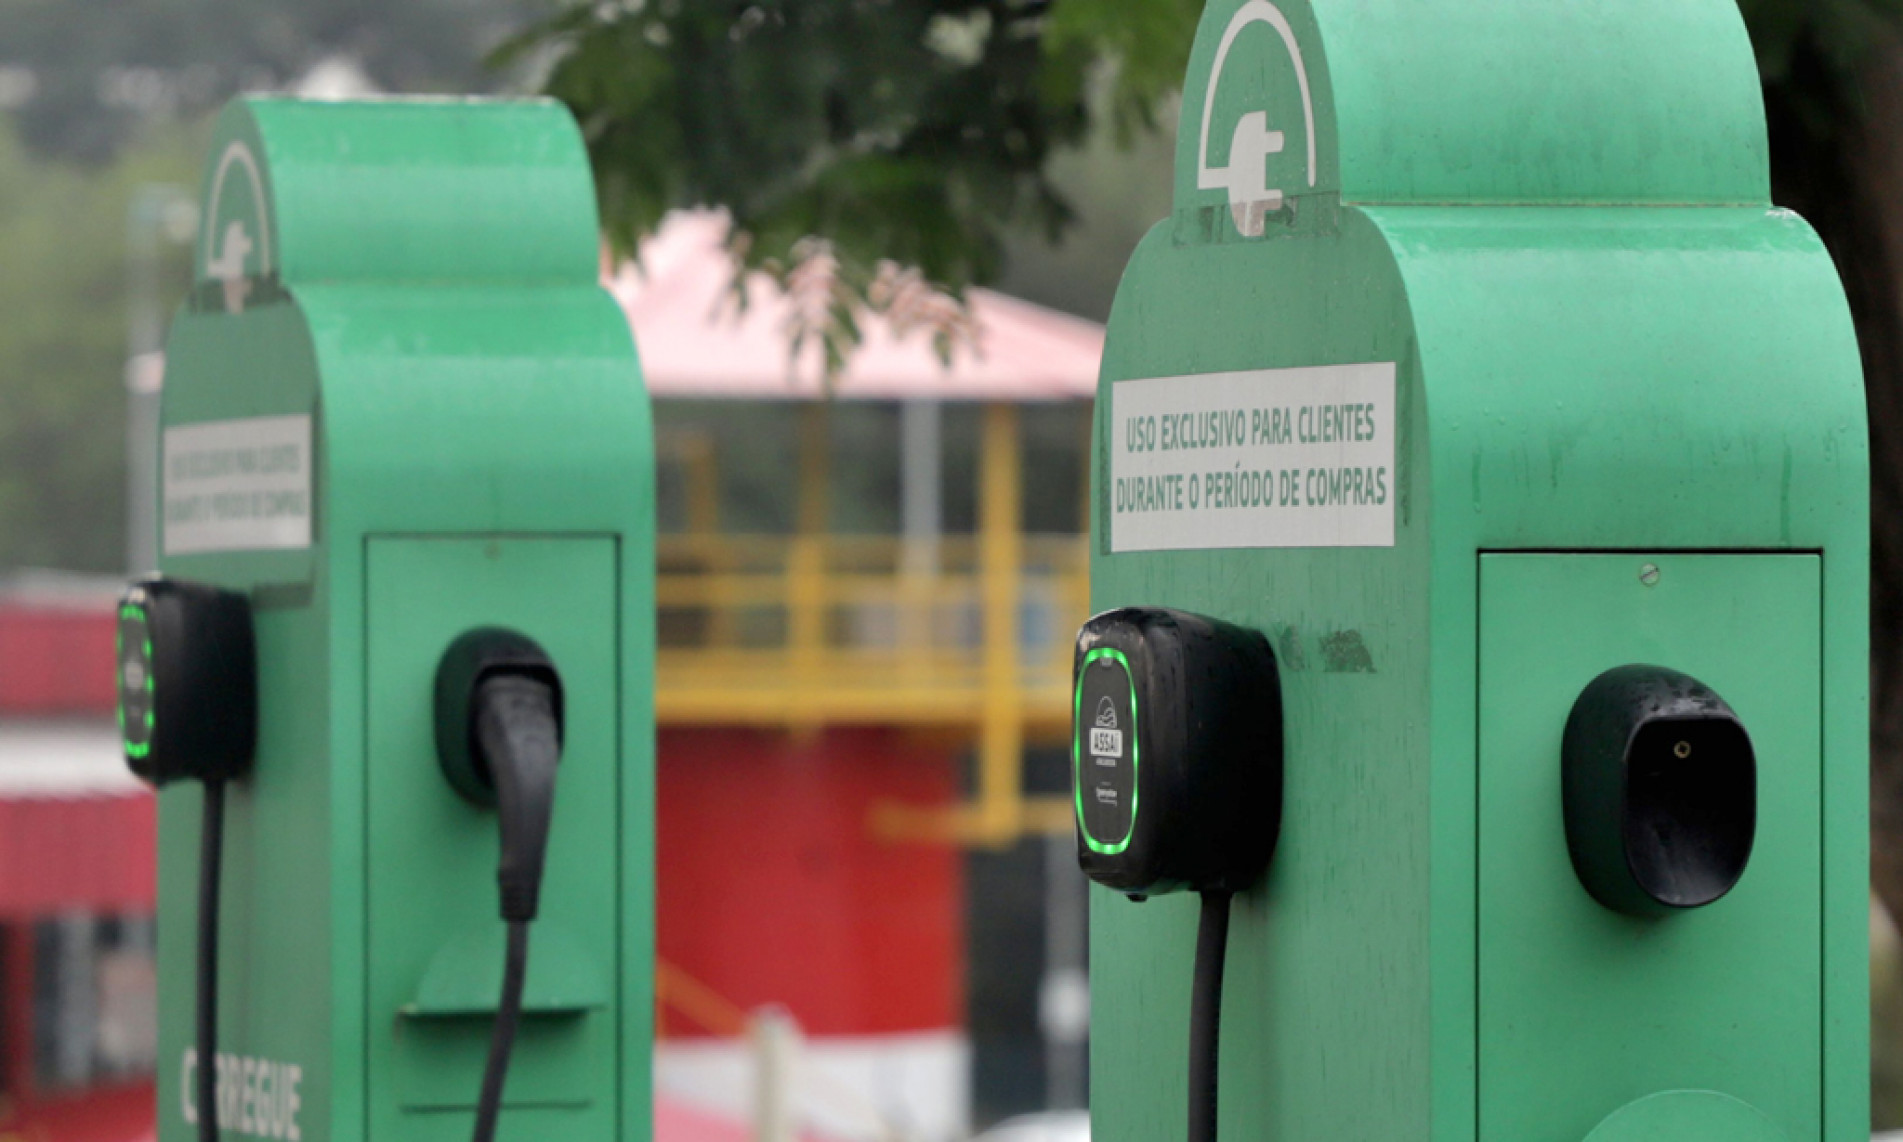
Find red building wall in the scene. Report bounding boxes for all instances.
[0,599,156,1142]
[0,599,154,922]
[657,727,963,1037]
[0,604,118,716]
[0,797,153,922]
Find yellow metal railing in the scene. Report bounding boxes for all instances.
[655,532,1089,733]
[654,403,1088,846]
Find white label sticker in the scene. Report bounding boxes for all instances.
[1110,363,1396,552]
[182,1047,303,1140]
[1090,727,1123,758]
[162,415,313,555]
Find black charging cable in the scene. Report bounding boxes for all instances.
[195,779,226,1142]
[1189,890,1232,1142]
[466,672,563,1142]
[115,579,257,1142]
[475,921,530,1142]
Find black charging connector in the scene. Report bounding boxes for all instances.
[1071,608,1283,1142]
[117,577,257,1142]
[434,629,565,1142]
[1563,664,1756,915]
[471,673,563,924]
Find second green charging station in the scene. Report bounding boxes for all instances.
[142,97,655,1141]
[1080,1,1869,1139]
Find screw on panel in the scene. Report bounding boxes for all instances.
[1639,563,1661,587]
[1674,740,1692,759]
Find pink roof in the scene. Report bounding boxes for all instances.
[654,1098,751,1142]
[608,212,1103,402]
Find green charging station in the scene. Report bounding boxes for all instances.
[139,97,654,1141]
[1081,1,1868,1139]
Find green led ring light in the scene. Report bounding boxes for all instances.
[1074,647,1139,855]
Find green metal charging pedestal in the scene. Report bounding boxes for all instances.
[153,97,654,1141]
[1087,2,1867,1139]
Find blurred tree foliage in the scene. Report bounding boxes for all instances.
[501,0,1194,371]
[0,0,560,571]
[1879,906,1903,1126]
[0,0,548,163]
[1740,0,1903,979]
[0,122,199,571]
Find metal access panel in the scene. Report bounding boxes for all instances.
[1478,553,1823,1139]
[365,537,622,1140]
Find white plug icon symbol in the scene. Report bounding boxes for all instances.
[207,220,254,315]
[1196,2,1317,238]
[201,141,273,315]
[1222,112,1287,227]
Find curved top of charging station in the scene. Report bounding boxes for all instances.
[1098,0,1862,560]
[162,96,650,588]
[192,97,600,304]
[1173,0,1768,241]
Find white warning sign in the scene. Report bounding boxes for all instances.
[163,415,313,555]
[1110,363,1396,552]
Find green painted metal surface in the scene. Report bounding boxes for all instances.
[367,537,622,1134]
[154,98,654,1141]
[1088,1,1866,1139]
[1582,1091,1791,1142]
[1480,554,1822,1137]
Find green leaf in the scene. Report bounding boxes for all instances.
[514,0,1113,375]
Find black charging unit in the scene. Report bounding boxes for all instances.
[434,629,565,1142]
[1563,664,1757,916]
[117,577,257,1142]
[1072,607,1283,1142]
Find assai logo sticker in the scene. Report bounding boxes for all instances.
[1091,696,1124,759]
